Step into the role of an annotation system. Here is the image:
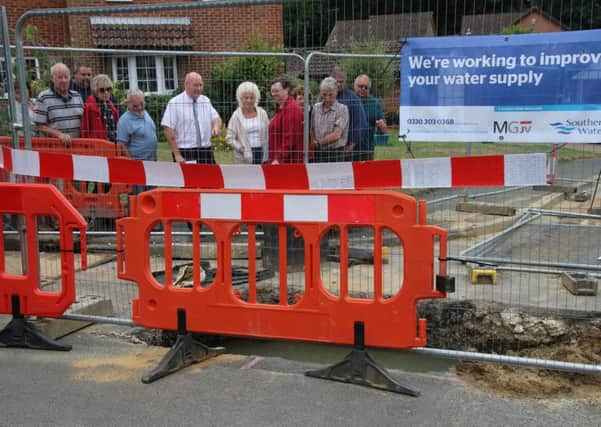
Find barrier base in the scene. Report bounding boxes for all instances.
[142,309,225,384]
[305,322,419,397]
[0,317,72,351]
[0,295,72,351]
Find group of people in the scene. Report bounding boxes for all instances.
[24,61,388,171]
[30,62,157,163]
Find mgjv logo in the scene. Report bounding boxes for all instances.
[549,122,575,135]
[493,120,533,134]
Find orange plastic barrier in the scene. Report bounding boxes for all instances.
[0,136,131,219]
[0,182,87,317]
[117,189,450,350]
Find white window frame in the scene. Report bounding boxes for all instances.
[0,57,40,98]
[111,56,178,95]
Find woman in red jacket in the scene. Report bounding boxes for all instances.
[268,78,304,164]
[80,74,119,141]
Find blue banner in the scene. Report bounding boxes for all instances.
[399,30,601,143]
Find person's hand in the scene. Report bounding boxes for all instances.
[271,159,280,165]
[238,146,245,154]
[344,142,356,152]
[375,119,386,131]
[211,126,220,137]
[58,132,72,146]
[174,153,185,163]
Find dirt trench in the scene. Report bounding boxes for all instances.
[419,300,601,399]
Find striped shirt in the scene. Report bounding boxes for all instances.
[33,88,84,137]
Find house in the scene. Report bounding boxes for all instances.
[300,12,436,78]
[296,12,436,112]
[2,0,284,95]
[460,7,565,35]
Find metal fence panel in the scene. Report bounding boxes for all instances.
[2,0,601,377]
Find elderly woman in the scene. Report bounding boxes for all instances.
[80,74,119,141]
[310,77,349,163]
[226,81,269,164]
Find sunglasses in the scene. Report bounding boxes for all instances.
[98,87,112,93]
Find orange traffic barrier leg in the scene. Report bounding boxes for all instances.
[0,295,71,351]
[305,322,419,397]
[141,309,225,384]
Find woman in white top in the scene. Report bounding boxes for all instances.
[226,81,269,164]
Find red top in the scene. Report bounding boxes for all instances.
[268,96,304,164]
[80,95,119,141]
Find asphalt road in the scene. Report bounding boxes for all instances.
[0,324,600,427]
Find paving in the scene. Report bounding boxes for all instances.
[0,323,600,427]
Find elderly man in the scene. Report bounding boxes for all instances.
[311,77,349,163]
[117,88,157,161]
[34,62,84,145]
[331,66,368,162]
[117,88,158,194]
[354,74,388,161]
[69,63,92,102]
[161,72,222,164]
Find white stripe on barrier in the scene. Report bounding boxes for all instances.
[284,194,328,222]
[504,153,547,187]
[201,193,241,220]
[306,162,355,190]
[12,149,40,177]
[402,157,452,188]
[73,155,109,182]
[0,146,550,189]
[0,146,4,168]
[221,164,266,190]
[144,161,184,187]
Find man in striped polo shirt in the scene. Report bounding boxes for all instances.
[34,63,84,145]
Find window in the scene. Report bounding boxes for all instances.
[111,56,177,95]
[0,57,40,96]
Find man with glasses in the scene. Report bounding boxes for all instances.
[354,74,388,161]
[331,66,368,161]
[117,88,158,194]
[34,62,84,145]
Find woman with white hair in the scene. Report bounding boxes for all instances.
[226,81,269,164]
[80,74,119,141]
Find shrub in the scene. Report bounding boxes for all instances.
[205,30,284,121]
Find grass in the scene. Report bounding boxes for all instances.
[378,128,599,161]
[153,127,599,164]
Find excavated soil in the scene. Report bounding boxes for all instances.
[455,339,601,399]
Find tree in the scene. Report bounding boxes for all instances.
[341,37,394,98]
[206,30,284,120]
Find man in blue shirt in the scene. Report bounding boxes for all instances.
[116,88,158,194]
[331,66,368,161]
[354,74,388,161]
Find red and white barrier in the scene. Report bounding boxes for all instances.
[158,191,380,223]
[0,146,546,189]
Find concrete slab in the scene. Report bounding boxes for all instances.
[34,295,114,339]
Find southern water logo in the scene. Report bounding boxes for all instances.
[549,122,575,135]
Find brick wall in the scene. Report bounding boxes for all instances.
[3,0,70,46]
[65,0,284,80]
[4,0,283,79]
[516,12,562,33]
